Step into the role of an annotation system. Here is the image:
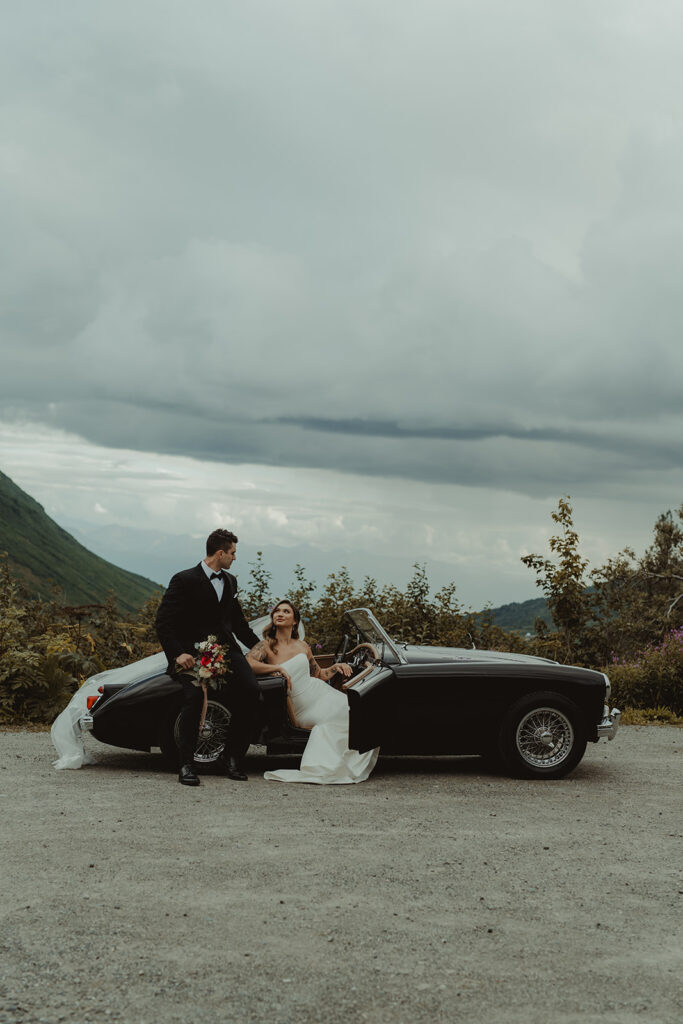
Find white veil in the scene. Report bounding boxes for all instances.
[50,653,167,769]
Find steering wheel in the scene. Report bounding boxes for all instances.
[343,642,379,673]
[334,642,379,690]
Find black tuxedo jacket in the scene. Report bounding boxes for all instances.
[155,564,260,675]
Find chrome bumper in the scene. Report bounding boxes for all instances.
[79,713,94,732]
[597,706,621,741]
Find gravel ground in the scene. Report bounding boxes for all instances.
[1,726,681,1024]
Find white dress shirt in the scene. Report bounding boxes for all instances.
[201,560,225,600]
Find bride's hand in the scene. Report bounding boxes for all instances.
[334,662,353,679]
[278,668,292,690]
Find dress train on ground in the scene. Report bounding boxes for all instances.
[263,652,379,785]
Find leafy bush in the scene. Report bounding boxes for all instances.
[0,554,162,725]
[274,562,529,656]
[608,628,683,716]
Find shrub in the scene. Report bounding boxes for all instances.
[0,555,163,725]
[608,628,683,715]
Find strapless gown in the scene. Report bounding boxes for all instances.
[263,652,379,785]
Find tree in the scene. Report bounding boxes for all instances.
[284,564,318,622]
[239,551,273,617]
[586,506,683,662]
[521,498,594,662]
[639,507,683,622]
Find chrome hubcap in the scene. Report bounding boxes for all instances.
[516,707,574,768]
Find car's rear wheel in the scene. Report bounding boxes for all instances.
[498,691,587,779]
[160,699,232,767]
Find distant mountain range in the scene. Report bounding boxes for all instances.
[0,469,160,614]
[483,596,553,633]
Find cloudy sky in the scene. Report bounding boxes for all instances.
[1,1,682,607]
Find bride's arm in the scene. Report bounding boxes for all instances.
[247,641,292,690]
[306,645,353,682]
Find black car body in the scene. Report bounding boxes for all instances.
[79,608,620,779]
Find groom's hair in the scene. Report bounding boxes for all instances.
[206,529,238,556]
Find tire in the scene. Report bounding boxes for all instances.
[498,691,587,779]
[160,698,232,768]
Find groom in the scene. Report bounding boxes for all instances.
[155,528,262,786]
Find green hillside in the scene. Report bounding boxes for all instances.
[482,596,554,634]
[0,469,160,614]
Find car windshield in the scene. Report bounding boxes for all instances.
[342,608,407,665]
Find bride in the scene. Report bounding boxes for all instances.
[246,601,379,784]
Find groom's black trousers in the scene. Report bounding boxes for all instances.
[176,648,262,766]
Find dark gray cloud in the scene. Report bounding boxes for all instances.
[275,415,683,467]
[3,395,677,503]
[2,1,683,507]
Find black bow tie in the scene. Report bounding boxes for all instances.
[210,572,224,581]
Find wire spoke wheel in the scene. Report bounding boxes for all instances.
[499,691,587,778]
[515,707,574,769]
[173,699,232,764]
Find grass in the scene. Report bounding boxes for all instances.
[618,706,683,727]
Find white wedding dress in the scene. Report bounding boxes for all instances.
[263,652,379,785]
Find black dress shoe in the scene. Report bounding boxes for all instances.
[221,757,248,781]
[179,764,200,786]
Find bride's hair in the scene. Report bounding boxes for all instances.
[263,600,301,654]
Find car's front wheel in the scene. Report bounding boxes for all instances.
[160,699,232,767]
[498,691,587,779]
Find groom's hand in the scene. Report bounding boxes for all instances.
[176,653,195,670]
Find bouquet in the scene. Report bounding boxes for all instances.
[182,636,230,730]
[187,635,230,690]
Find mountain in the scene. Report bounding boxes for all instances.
[484,596,553,633]
[0,470,160,614]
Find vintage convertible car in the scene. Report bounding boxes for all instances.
[73,608,620,779]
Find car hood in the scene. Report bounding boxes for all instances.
[401,644,559,667]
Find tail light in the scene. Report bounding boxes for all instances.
[86,685,104,710]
